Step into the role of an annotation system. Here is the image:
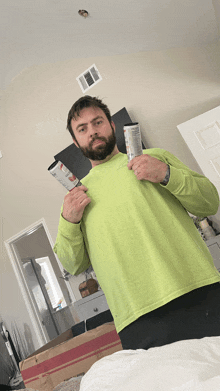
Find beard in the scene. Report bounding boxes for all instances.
[76,126,117,161]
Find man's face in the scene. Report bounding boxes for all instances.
[71,107,116,161]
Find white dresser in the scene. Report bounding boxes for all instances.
[205,234,220,272]
[73,290,109,321]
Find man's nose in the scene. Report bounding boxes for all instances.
[89,124,98,138]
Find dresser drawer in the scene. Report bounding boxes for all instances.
[77,294,109,320]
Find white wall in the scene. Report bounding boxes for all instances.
[1,40,220,354]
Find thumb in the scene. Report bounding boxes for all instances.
[127,161,133,170]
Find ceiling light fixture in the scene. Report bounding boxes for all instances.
[78,10,89,18]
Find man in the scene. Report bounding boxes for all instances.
[54,95,220,350]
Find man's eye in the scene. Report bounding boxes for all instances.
[79,128,85,132]
[96,120,103,125]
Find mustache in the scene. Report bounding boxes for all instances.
[90,136,106,147]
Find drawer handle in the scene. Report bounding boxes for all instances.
[93,308,99,312]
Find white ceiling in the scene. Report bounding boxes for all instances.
[1,0,220,89]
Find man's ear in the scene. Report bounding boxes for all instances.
[111,121,116,132]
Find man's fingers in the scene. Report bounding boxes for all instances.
[81,196,91,206]
[70,185,88,192]
[77,192,91,204]
[127,156,144,170]
[127,159,136,169]
[62,186,91,224]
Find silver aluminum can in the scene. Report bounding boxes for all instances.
[123,122,143,162]
[48,161,82,191]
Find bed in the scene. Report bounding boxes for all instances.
[79,336,220,391]
[14,337,220,390]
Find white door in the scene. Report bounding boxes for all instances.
[177,106,220,196]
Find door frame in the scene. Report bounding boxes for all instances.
[4,218,59,346]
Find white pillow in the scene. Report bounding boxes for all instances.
[80,337,220,391]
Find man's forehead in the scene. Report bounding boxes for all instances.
[72,106,104,121]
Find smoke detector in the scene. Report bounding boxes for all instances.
[78,10,89,18]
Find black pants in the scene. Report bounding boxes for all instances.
[119,282,220,350]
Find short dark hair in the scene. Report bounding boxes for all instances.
[67,95,112,141]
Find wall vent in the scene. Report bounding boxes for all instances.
[76,64,102,92]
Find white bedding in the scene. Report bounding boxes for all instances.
[80,337,220,391]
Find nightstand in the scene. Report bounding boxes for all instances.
[73,290,109,321]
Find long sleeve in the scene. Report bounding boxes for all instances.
[155,149,220,217]
[52,151,220,333]
[53,210,91,276]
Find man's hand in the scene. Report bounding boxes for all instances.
[62,185,91,224]
[127,154,168,183]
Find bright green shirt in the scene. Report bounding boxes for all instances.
[54,149,220,333]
